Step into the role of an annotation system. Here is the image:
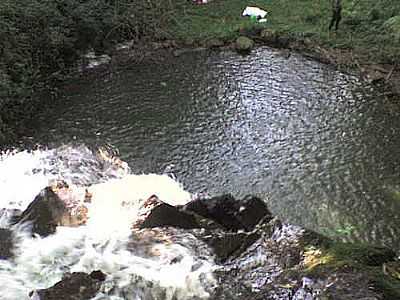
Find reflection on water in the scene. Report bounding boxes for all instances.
[22,47,400,251]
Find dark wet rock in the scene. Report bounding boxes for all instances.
[134,195,199,229]
[184,194,272,231]
[0,228,14,259]
[236,195,273,230]
[202,231,260,263]
[211,216,400,300]
[235,36,254,53]
[13,184,88,237]
[32,270,106,300]
[13,187,67,236]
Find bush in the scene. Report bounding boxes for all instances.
[0,0,178,103]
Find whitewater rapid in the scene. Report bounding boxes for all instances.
[0,146,216,300]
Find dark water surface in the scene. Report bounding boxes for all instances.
[23,47,400,250]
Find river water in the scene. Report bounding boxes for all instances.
[15,47,400,250]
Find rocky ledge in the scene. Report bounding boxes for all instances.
[2,182,400,300]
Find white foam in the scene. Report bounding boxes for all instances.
[0,147,215,300]
[86,174,191,240]
[0,149,53,212]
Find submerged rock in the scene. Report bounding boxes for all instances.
[0,228,14,259]
[31,270,106,300]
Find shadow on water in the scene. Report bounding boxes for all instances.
[21,47,400,251]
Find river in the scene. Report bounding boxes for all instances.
[12,47,400,250]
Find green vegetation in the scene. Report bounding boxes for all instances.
[302,239,400,299]
[0,0,179,93]
[169,0,400,63]
[0,0,177,142]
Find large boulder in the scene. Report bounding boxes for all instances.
[31,270,106,300]
[13,183,88,236]
[134,195,199,229]
[183,194,272,231]
[235,36,254,54]
[0,228,14,259]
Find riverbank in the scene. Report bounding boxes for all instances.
[166,0,400,91]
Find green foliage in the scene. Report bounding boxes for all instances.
[0,0,176,103]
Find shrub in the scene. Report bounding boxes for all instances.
[0,0,178,103]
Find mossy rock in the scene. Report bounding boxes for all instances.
[383,16,400,41]
[300,240,400,299]
[235,36,254,54]
[260,29,277,42]
[303,241,396,274]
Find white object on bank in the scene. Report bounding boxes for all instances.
[242,6,268,22]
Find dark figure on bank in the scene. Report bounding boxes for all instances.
[329,0,342,31]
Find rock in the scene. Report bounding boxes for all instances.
[14,183,88,237]
[237,195,273,230]
[152,40,178,50]
[184,194,272,231]
[134,195,199,229]
[235,36,254,53]
[212,218,399,300]
[32,270,106,300]
[0,228,14,259]
[367,71,386,85]
[383,261,400,280]
[14,187,67,236]
[260,29,277,43]
[260,29,291,48]
[203,231,260,262]
[206,38,225,49]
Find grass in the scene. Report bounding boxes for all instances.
[168,0,400,63]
